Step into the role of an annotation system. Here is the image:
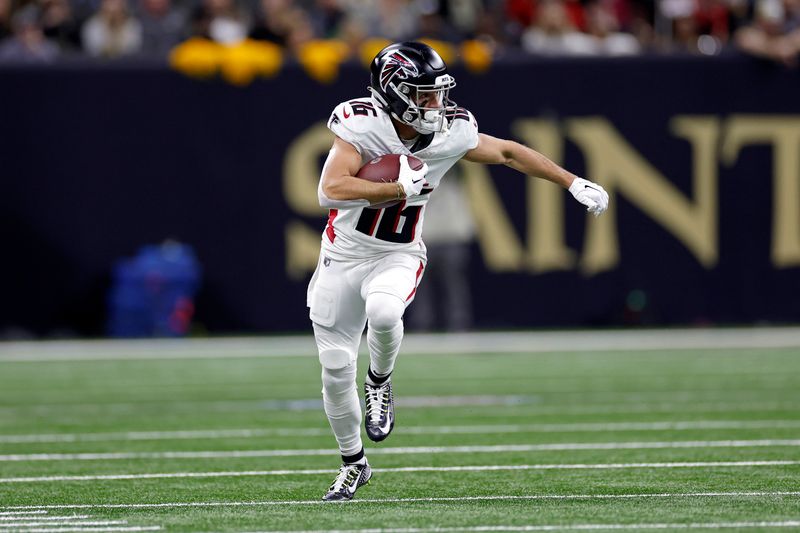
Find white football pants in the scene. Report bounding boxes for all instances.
[309,252,424,456]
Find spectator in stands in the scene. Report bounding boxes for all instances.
[672,12,701,51]
[2,0,797,62]
[726,0,753,36]
[0,0,12,42]
[248,0,293,45]
[40,0,82,52]
[584,0,641,54]
[659,0,716,53]
[191,0,248,44]
[283,6,314,52]
[507,0,587,28]
[506,0,536,29]
[660,0,728,54]
[82,0,143,57]
[471,4,510,48]
[309,0,345,39]
[417,2,462,42]
[504,0,536,43]
[626,0,656,48]
[694,0,730,43]
[351,0,418,42]
[521,0,595,54]
[251,2,314,54]
[138,0,186,58]
[336,11,368,52]
[736,0,800,65]
[437,0,484,37]
[0,4,60,62]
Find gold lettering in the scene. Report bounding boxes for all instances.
[283,122,332,217]
[459,159,525,271]
[283,122,331,278]
[566,116,720,275]
[512,119,576,273]
[721,116,800,268]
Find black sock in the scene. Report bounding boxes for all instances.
[342,448,365,465]
[367,366,391,385]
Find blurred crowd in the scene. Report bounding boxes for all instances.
[1,0,799,65]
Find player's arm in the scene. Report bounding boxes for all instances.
[320,137,426,207]
[463,133,608,216]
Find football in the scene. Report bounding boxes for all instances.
[356,154,425,209]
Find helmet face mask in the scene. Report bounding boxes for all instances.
[395,75,456,134]
[369,42,458,134]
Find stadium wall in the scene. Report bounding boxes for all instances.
[1,57,799,335]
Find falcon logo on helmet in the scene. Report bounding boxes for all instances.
[379,51,419,91]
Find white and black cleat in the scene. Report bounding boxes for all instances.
[322,461,372,501]
[365,380,394,442]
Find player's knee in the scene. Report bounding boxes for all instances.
[366,293,405,332]
[319,348,354,370]
[321,364,355,398]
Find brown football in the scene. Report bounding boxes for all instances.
[356,154,425,209]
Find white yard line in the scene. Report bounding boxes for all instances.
[0,461,796,483]
[1,328,799,362]
[2,420,799,443]
[0,516,89,521]
[3,492,799,511]
[0,513,47,517]
[0,521,127,527]
[2,400,796,417]
[394,420,800,434]
[5,526,161,533]
[1,440,799,462]
[0,429,327,444]
[248,521,800,533]
[0,395,539,415]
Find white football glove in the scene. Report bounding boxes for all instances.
[397,154,428,197]
[569,177,609,217]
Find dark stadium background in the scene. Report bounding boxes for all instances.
[2,57,800,335]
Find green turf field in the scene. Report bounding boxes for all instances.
[0,331,798,532]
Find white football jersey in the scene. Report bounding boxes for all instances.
[319,96,479,261]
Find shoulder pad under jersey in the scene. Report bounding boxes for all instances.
[327,98,382,153]
[446,106,479,151]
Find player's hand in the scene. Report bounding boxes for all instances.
[569,177,609,217]
[397,154,428,197]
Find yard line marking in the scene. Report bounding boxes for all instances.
[0,429,327,444]
[0,516,89,521]
[6,526,161,533]
[2,328,800,362]
[0,521,128,527]
[0,512,48,516]
[1,461,796,483]
[398,420,800,434]
[3,420,800,443]
[2,440,799,462]
[536,401,799,416]
[3,400,797,417]
[249,521,800,532]
[3,492,799,511]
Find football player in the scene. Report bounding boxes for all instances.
[309,41,608,501]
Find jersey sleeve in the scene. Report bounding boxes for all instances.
[464,109,479,150]
[327,100,378,154]
[447,107,479,153]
